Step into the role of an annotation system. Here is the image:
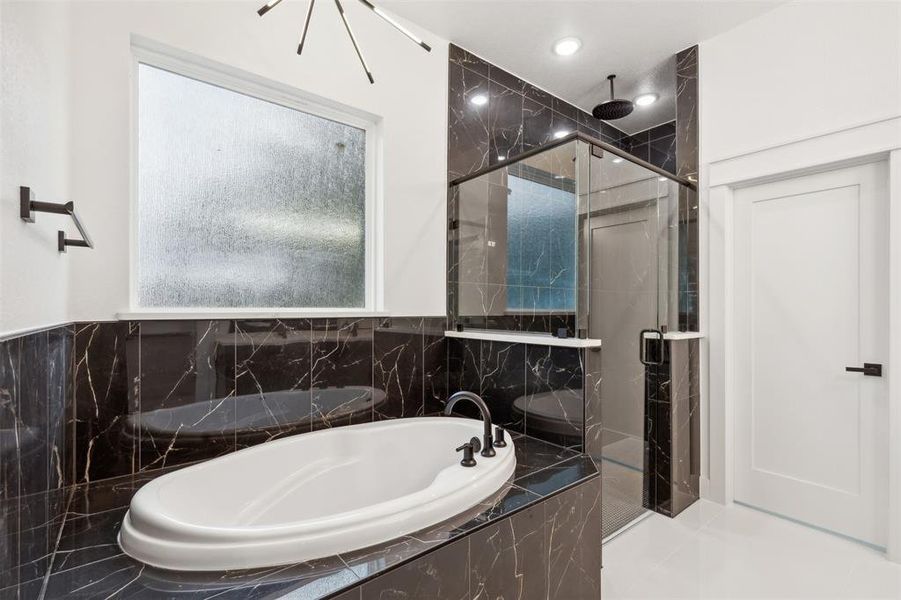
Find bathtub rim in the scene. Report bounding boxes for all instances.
[118,416,518,570]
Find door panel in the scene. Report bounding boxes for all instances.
[734,161,888,547]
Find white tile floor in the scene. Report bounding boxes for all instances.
[602,500,901,599]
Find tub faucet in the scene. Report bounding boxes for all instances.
[444,391,495,457]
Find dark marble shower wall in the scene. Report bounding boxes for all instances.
[644,337,700,517]
[676,45,700,331]
[627,121,678,174]
[636,44,701,520]
[447,44,677,180]
[447,337,594,452]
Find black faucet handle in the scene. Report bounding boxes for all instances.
[493,426,507,448]
[455,437,481,467]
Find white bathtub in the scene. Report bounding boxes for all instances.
[118,416,516,571]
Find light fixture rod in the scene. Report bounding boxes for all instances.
[297,0,316,54]
[354,0,431,52]
[257,0,285,17]
[334,0,374,84]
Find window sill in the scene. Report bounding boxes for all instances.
[118,309,393,321]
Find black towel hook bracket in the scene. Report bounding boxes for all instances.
[19,186,93,252]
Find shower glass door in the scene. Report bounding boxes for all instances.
[449,135,685,539]
[585,144,677,539]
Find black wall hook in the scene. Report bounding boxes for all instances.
[19,186,93,252]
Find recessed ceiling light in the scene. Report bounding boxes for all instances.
[635,93,658,107]
[470,93,488,106]
[553,130,570,139]
[611,157,623,164]
[553,37,582,57]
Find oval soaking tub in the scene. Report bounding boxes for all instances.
[118,416,515,571]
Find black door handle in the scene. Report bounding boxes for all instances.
[639,329,665,366]
[845,363,882,377]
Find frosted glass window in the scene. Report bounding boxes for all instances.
[137,64,367,308]
[506,175,577,310]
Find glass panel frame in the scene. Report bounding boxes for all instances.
[584,141,683,538]
[448,134,692,338]
[450,139,584,336]
[448,132,695,539]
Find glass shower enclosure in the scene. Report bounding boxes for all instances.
[448,133,692,539]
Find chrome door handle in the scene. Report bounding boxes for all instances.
[845,363,882,377]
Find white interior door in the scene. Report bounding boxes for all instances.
[733,161,889,548]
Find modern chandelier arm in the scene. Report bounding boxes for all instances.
[297,0,316,55]
[257,0,286,17]
[257,0,430,81]
[334,0,375,84]
[353,0,431,52]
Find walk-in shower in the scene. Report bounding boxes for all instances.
[447,132,695,539]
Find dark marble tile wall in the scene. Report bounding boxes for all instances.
[0,315,449,530]
[0,325,71,595]
[627,120,678,173]
[676,45,700,332]
[448,43,678,182]
[644,337,700,518]
[355,476,601,600]
[449,44,636,181]
[71,321,137,482]
[65,317,449,484]
[583,346,603,461]
[446,338,586,451]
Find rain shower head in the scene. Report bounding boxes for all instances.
[592,74,634,121]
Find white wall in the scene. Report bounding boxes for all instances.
[700,0,901,164]
[0,1,73,336]
[698,0,901,502]
[1,0,448,335]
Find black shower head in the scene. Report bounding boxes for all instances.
[592,74,634,121]
[592,99,634,120]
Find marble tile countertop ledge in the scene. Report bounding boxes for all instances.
[0,433,598,600]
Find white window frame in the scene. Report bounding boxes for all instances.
[127,37,383,318]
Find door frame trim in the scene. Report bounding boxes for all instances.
[703,114,901,560]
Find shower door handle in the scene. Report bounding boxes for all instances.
[639,329,665,366]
